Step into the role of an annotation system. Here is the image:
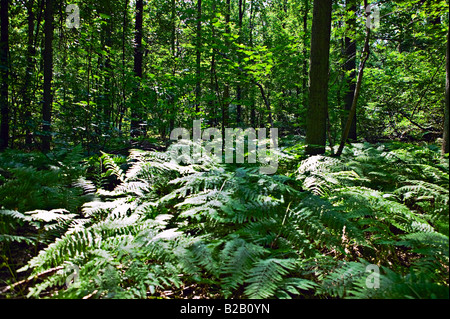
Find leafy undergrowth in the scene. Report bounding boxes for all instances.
[0,141,448,299]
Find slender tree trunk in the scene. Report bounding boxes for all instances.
[85,36,93,154]
[249,0,256,127]
[22,0,36,147]
[255,82,273,127]
[301,0,309,113]
[443,17,449,155]
[209,0,217,126]
[336,3,371,157]
[119,0,128,132]
[343,0,357,141]
[165,0,176,139]
[101,0,112,127]
[195,0,202,113]
[131,0,143,138]
[305,0,332,155]
[236,0,244,126]
[42,0,53,152]
[281,0,288,28]
[25,0,44,145]
[222,0,230,143]
[0,0,8,150]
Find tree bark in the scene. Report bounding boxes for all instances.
[336,2,371,157]
[442,15,449,155]
[0,0,8,150]
[195,0,202,113]
[209,0,217,126]
[100,0,113,126]
[42,0,53,152]
[343,0,357,142]
[168,0,177,136]
[301,0,309,114]
[22,0,36,147]
[118,0,128,132]
[255,81,273,128]
[305,0,333,155]
[249,0,256,127]
[236,0,244,126]
[131,0,143,138]
[222,0,231,143]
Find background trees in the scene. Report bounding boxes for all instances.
[0,0,448,300]
[0,0,446,153]
[0,0,8,150]
[41,0,53,152]
[342,0,357,142]
[443,13,449,155]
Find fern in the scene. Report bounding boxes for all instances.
[8,142,448,299]
[220,237,267,295]
[349,265,449,299]
[244,258,298,299]
[316,260,369,298]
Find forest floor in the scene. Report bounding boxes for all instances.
[0,138,448,299]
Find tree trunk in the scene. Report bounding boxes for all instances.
[22,0,36,147]
[131,0,143,138]
[249,0,256,127]
[336,2,371,157]
[0,0,8,150]
[222,0,231,143]
[42,0,53,152]
[236,0,244,126]
[167,0,176,138]
[119,0,128,132]
[443,16,449,155]
[209,0,217,126]
[305,0,332,155]
[343,0,357,142]
[195,0,202,113]
[255,81,273,128]
[85,35,93,153]
[301,0,309,113]
[100,0,113,127]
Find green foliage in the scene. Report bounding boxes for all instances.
[1,0,448,300]
[2,141,445,299]
[0,146,91,212]
[0,146,96,291]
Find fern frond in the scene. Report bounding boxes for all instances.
[275,277,318,299]
[100,152,126,182]
[188,240,222,278]
[0,234,35,244]
[244,258,297,299]
[317,260,368,298]
[220,237,267,294]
